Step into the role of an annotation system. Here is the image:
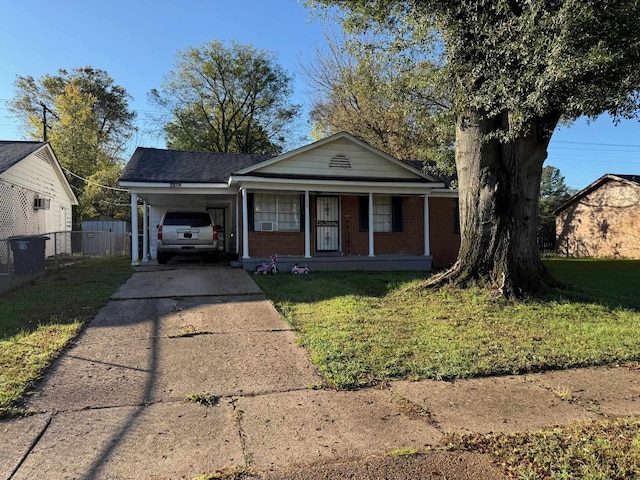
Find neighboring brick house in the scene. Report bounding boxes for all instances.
[120,132,460,270]
[555,174,640,259]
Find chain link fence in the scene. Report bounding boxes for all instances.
[0,231,131,294]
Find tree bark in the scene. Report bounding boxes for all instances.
[427,110,561,296]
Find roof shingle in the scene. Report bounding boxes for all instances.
[120,147,273,183]
[0,141,46,174]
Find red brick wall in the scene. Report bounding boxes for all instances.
[249,231,305,257]
[341,195,367,255]
[429,197,461,267]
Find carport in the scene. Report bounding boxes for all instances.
[119,148,271,265]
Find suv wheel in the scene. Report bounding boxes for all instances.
[157,252,169,264]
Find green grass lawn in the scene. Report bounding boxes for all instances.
[255,259,640,479]
[255,259,640,389]
[0,256,132,415]
[447,416,640,479]
[2,257,638,478]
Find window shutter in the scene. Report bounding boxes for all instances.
[359,196,369,231]
[392,196,403,232]
[248,193,255,232]
[299,194,305,232]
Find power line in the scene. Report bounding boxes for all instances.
[60,166,129,192]
[553,140,640,148]
[549,146,640,153]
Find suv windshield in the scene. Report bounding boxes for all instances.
[163,212,212,227]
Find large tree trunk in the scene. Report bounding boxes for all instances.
[427,110,561,296]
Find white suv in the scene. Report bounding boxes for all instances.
[157,211,219,264]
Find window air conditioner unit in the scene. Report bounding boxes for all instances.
[258,221,274,232]
[34,198,51,210]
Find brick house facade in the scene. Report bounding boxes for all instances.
[121,132,460,270]
[555,174,640,259]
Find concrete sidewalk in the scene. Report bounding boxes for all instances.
[2,264,639,479]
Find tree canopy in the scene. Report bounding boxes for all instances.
[309,1,640,295]
[11,67,137,221]
[149,40,301,155]
[304,33,455,175]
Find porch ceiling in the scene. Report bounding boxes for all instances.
[135,192,237,207]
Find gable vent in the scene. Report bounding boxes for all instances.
[329,154,352,169]
[35,150,51,164]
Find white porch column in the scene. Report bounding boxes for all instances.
[368,192,375,257]
[242,188,250,259]
[131,193,139,266]
[304,190,311,258]
[142,201,149,262]
[235,193,240,255]
[424,194,431,256]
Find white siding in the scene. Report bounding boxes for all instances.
[0,148,75,257]
[256,138,419,179]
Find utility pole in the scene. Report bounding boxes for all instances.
[39,102,58,142]
[41,103,47,141]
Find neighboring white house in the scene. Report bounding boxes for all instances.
[0,141,78,258]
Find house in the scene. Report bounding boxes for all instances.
[0,141,78,258]
[555,174,640,259]
[120,132,460,270]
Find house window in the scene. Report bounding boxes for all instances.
[359,196,403,232]
[254,193,300,232]
[373,196,392,232]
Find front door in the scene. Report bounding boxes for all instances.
[316,196,340,251]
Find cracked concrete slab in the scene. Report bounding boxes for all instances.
[156,295,292,336]
[27,328,154,412]
[154,330,323,399]
[112,266,262,299]
[11,401,244,480]
[81,295,290,340]
[0,413,51,480]
[236,388,443,471]
[28,284,318,413]
[28,317,320,413]
[530,365,640,416]
[391,376,597,435]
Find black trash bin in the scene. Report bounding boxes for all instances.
[9,235,50,275]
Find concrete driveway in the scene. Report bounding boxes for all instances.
[3,263,639,479]
[1,264,449,480]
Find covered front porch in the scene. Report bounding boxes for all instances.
[236,187,438,271]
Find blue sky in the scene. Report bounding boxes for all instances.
[1,0,639,190]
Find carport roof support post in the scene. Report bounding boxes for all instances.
[131,193,139,265]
